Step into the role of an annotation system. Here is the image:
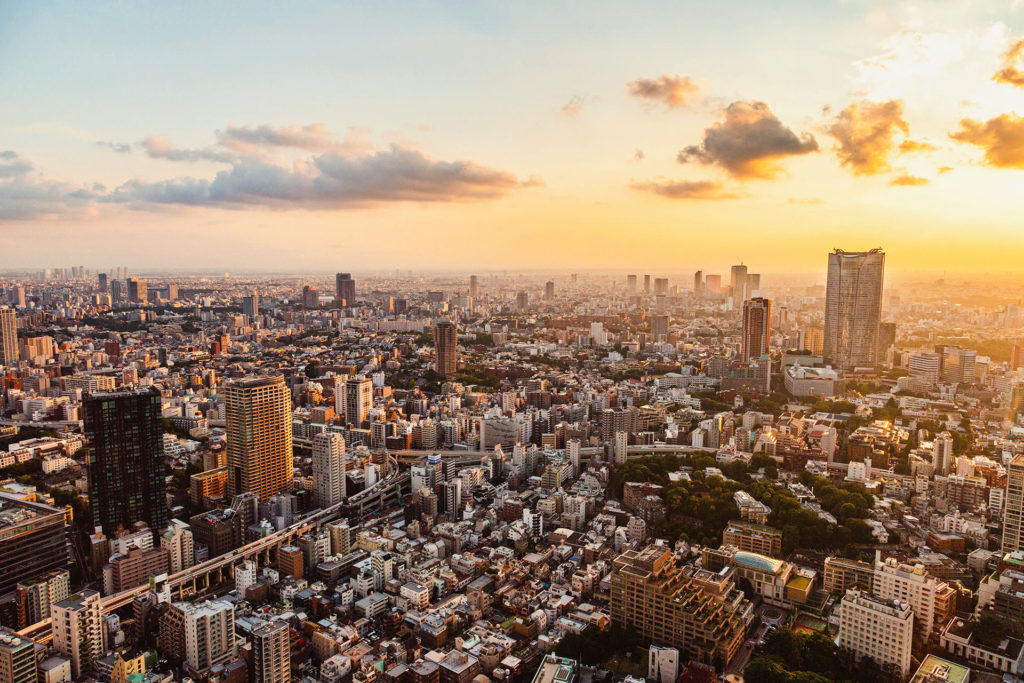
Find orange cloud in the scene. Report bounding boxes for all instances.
[826,99,909,175]
[994,39,1024,87]
[890,173,929,186]
[950,114,1024,167]
[629,178,740,200]
[626,74,700,108]
[678,101,818,179]
[898,139,938,153]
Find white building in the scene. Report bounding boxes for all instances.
[873,556,953,637]
[172,600,238,674]
[648,646,679,683]
[837,589,913,677]
[312,432,347,508]
[52,590,104,680]
[235,560,257,597]
[161,520,195,574]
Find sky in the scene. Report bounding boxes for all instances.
[4,0,1024,275]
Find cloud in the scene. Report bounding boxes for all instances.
[937,165,953,173]
[678,101,818,179]
[103,145,536,209]
[632,149,644,162]
[141,136,239,163]
[898,139,938,153]
[949,114,1024,167]
[994,39,1024,86]
[96,141,132,153]
[0,151,34,179]
[561,96,586,117]
[629,178,740,200]
[826,100,909,175]
[855,31,966,98]
[626,74,700,108]
[216,123,336,153]
[890,173,929,186]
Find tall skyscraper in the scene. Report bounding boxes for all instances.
[434,320,457,378]
[469,274,479,299]
[344,375,373,426]
[225,376,294,502]
[741,297,771,362]
[0,308,16,367]
[242,291,259,319]
[250,620,291,683]
[312,432,347,508]
[643,274,651,293]
[730,264,748,307]
[651,314,669,341]
[692,271,703,297]
[544,281,555,301]
[127,277,148,303]
[823,248,885,370]
[110,279,123,302]
[84,388,168,536]
[97,273,108,293]
[705,274,721,294]
[1003,455,1024,554]
[627,274,637,293]
[335,272,355,308]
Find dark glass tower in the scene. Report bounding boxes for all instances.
[84,388,168,535]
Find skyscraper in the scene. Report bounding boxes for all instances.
[335,272,355,308]
[823,248,885,370]
[242,291,259,319]
[1003,455,1024,554]
[97,273,108,293]
[127,277,148,303]
[627,274,637,293]
[225,376,293,502]
[312,432,346,508]
[469,274,479,299]
[84,388,168,536]
[544,281,555,301]
[651,314,669,341]
[0,308,16,367]
[741,297,771,362]
[434,320,457,378]
[344,375,373,426]
[730,264,748,308]
[692,271,703,297]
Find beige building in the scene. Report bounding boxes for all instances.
[225,376,293,501]
[837,589,913,677]
[873,556,956,637]
[52,590,104,679]
[723,521,783,558]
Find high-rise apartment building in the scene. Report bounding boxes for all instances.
[345,375,373,426]
[469,274,479,300]
[651,314,669,341]
[97,273,108,293]
[434,321,458,378]
[741,298,771,363]
[837,589,913,677]
[0,627,37,683]
[627,274,637,293]
[225,376,294,502]
[823,248,885,370]
[693,271,703,297]
[0,308,17,367]
[84,388,168,536]
[251,620,291,683]
[610,546,745,668]
[1003,455,1024,554]
[312,432,347,508]
[335,272,355,308]
[544,281,555,301]
[873,557,955,636]
[168,600,238,675]
[16,569,69,628]
[52,590,104,679]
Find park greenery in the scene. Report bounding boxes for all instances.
[611,454,875,552]
[746,630,899,683]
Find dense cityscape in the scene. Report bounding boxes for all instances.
[0,256,1022,683]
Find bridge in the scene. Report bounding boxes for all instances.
[18,455,409,642]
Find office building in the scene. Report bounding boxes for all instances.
[692,271,703,297]
[627,274,637,293]
[651,314,669,341]
[84,388,168,536]
[610,545,745,667]
[335,272,355,308]
[823,248,885,370]
[434,320,458,378]
[730,264,748,307]
[312,432,347,508]
[469,275,479,299]
[0,627,37,683]
[225,376,293,501]
[242,291,259,319]
[0,308,16,366]
[940,346,977,384]
[0,493,70,597]
[909,352,942,386]
[837,589,913,677]
[97,273,108,292]
[1003,455,1024,554]
[544,281,555,300]
[344,375,373,426]
[741,297,771,363]
[127,277,147,303]
[251,620,290,683]
[301,285,318,308]
[52,590,104,679]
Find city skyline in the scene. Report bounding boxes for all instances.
[5,2,1024,271]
